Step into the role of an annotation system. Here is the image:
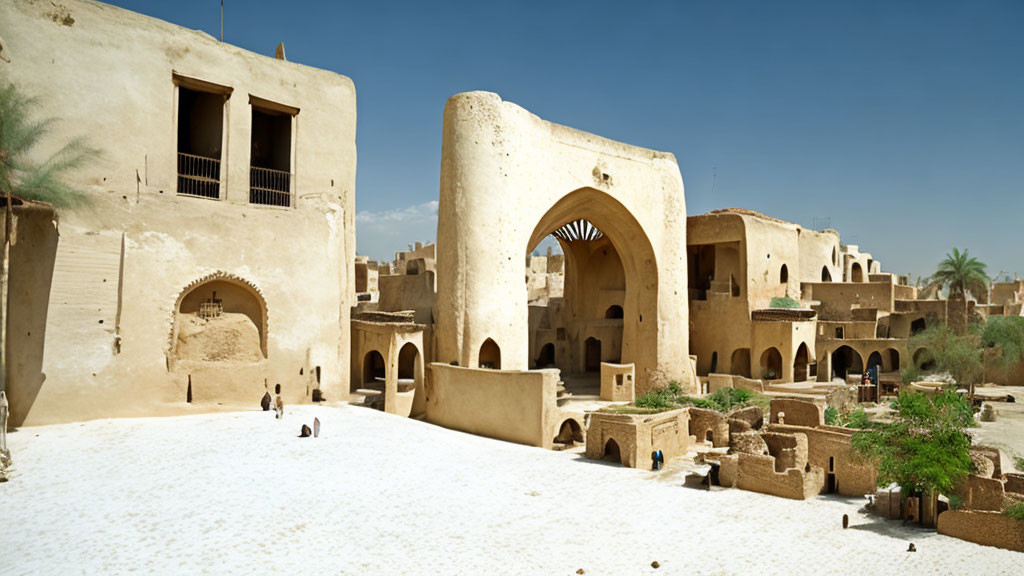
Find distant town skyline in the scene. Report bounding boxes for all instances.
[108,0,1024,281]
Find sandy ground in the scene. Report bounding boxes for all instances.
[2,405,1022,575]
[971,386,1024,472]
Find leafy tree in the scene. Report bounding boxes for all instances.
[926,248,989,301]
[852,391,974,497]
[979,315,1024,375]
[909,325,984,396]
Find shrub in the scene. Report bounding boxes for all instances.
[770,296,800,309]
[1014,456,1024,472]
[634,391,673,411]
[824,406,839,426]
[1004,502,1024,522]
[846,408,870,429]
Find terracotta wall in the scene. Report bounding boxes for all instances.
[937,510,1024,553]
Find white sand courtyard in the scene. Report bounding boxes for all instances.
[2,405,1022,575]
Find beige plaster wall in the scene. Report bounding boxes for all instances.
[425,363,561,448]
[1,0,356,425]
[798,228,842,283]
[437,91,691,394]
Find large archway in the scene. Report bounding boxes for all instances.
[760,348,783,380]
[831,345,863,381]
[171,272,268,363]
[525,188,664,390]
[794,343,810,382]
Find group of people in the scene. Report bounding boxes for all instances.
[259,384,319,437]
[261,383,285,419]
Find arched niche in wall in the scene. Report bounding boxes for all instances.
[170,271,268,365]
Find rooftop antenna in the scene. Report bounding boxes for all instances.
[220,0,224,42]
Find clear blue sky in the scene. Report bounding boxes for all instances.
[108,0,1023,281]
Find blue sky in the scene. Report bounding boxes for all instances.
[109,0,1023,280]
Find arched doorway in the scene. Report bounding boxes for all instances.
[479,338,501,369]
[760,348,783,380]
[831,346,863,381]
[794,343,810,382]
[821,266,832,282]
[171,272,268,363]
[603,438,623,465]
[780,264,789,284]
[585,337,602,372]
[554,419,584,446]
[536,342,555,368]
[866,351,883,372]
[885,348,901,372]
[851,262,864,282]
[731,348,751,378]
[363,350,385,386]
[520,187,672,393]
[398,342,420,383]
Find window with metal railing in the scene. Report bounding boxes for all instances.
[175,82,228,199]
[249,98,297,207]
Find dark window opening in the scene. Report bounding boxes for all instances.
[177,86,225,199]
[605,305,624,319]
[250,106,293,206]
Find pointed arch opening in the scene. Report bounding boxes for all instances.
[526,187,661,391]
[479,338,501,369]
[794,343,810,382]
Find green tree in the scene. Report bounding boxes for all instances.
[852,391,974,500]
[1,81,95,395]
[979,315,1024,376]
[909,324,984,397]
[926,247,989,301]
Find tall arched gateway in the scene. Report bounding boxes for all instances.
[436,91,693,394]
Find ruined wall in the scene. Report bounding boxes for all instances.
[769,423,878,496]
[437,91,691,393]
[0,0,356,424]
[718,452,823,500]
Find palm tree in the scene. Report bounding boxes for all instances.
[926,248,989,301]
[0,81,95,397]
